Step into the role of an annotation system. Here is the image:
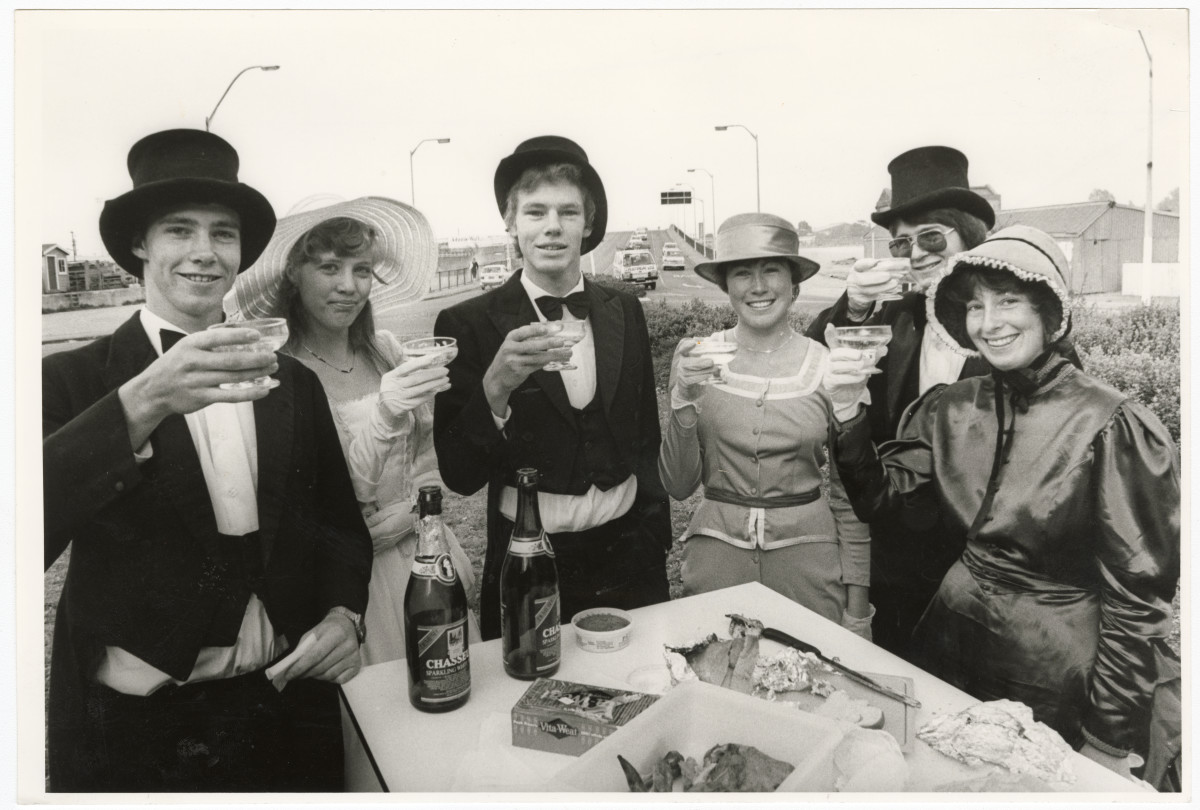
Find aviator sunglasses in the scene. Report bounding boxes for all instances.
[888,226,957,258]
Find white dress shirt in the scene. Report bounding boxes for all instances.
[93,308,285,696]
[919,321,968,394]
[494,274,637,533]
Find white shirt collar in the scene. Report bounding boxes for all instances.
[520,271,585,323]
[139,307,199,357]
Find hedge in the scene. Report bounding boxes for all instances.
[641,298,1181,444]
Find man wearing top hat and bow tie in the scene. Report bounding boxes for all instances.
[42,129,372,791]
[434,135,671,640]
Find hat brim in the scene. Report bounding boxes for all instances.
[693,253,820,286]
[870,187,996,230]
[99,178,276,278]
[224,196,438,321]
[494,148,607,254]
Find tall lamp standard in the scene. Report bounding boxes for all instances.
[688,167,716,234]
[675,183,696,238]
[714,124,760,213]
[409,138,451,206]
[205,65,280,132]
[1138,30,1154,271]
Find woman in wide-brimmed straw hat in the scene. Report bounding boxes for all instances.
[827,225,1179,776]
[657,213,872,635]
[226,196,478,664]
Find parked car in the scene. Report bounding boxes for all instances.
[661,248,686,271]
[479,263,512,290]
[611,249,658,289]
[662,241,678,252]
[627,232,649,248]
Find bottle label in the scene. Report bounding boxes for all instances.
[410,555,439,580]
[414,618,470,704]
[508,533,549,558]
[534,593,561,671]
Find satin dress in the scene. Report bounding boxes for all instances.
[835,352,1179,755]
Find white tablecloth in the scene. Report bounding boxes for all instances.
[340,581,1142,794]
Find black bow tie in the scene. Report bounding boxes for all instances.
[160,329,187,352]
[535,292,590,321]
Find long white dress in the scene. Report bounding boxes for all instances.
[327,330,478,666]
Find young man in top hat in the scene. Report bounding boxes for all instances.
[807,146,995,659]
[433,135,671,640]
[43,129,372,791]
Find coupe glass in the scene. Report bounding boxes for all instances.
[833,325,893,369]
[208,317,288,390]
[687,337,738,385]
[543,320,586,372]
[402,336,458,367]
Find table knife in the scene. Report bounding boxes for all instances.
[761,626,922,709]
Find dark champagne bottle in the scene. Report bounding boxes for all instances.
[500,468,561,679]
[403,485,471,712]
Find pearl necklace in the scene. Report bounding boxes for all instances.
[738,329,797,354]
[303,343,355,374]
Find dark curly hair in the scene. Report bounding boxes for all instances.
[888,207,991,250]
[935,264,1064,352]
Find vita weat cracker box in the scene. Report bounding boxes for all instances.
[511,678,660,756]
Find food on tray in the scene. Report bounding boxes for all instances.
[917,699,1075,785]
[832,727,908,791]
[618,743,795,792]
[752,647,836,698]
[813,690,885,729]
[575,612,630,632]
[663,615,762,693]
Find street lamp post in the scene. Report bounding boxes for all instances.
[715,124,760,213]
[1138,30,1154,273]
[676,183,695,240]
[688,167,716,251]
[409,138,451,206]
[205,65,280,132]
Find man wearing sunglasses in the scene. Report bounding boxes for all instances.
[807,146,994,661]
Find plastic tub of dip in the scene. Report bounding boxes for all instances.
[571,607,634,653]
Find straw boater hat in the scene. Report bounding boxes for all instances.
[693,213,820,286]
[493,135,608,254]
[99,129,276,277]
[928,225,1072,358]
[225,196,437,321]
[870,146,996,230]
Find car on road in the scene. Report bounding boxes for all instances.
[479,263,512,290]
[611,248,658,289]
[661,248,686,271]
[662,241,678,252]
[627,232,649,248]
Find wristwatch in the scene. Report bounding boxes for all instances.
[327,606,366,644]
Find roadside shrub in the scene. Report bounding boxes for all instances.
[1070,302,1179,357]
[590,275,646,298]
[1079,349,1181,444]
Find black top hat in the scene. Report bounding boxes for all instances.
[493,135,607,254]
[99,129,276,277]
[870,145,995,230]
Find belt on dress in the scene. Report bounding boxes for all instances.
[703,486,821,509]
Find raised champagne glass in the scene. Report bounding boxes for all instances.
[542,320,586,372]
[208,317,289,390]
[402,336,458,367]
[832,325,893,371]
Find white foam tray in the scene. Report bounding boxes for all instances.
[549,680,847,792]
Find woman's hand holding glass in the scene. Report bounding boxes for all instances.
[823,324,888,421]
[845,258,909,319]
[376,354,452,429]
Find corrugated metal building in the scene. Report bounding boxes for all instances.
[994,202,1179,294]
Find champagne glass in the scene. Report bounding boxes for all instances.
[542,320,586,372]
[208,317,289,390]
[402,337,458,368]
[687,337,738,385]
[905,260,944,292]
[872,258,909,302]
[832,325,892,373]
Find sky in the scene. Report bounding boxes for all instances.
[19,8,1190,258]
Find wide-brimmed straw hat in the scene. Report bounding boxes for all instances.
[224,195,437,321]
[870,146,995,230]
[928,225,1072,357]
[493,135,607,254]
[100,129,276,277]
[693,213,819,286]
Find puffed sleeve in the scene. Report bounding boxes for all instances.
[657,338,704,501]
[1081,400,1180,756]
[832,384,943,525]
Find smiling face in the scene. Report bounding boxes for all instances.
[724,258,796,334]
[965,285,1047,371]
[288,250,374,338]
[134,203,241,332]
[893,218,967,291]
[507,179,591,292]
